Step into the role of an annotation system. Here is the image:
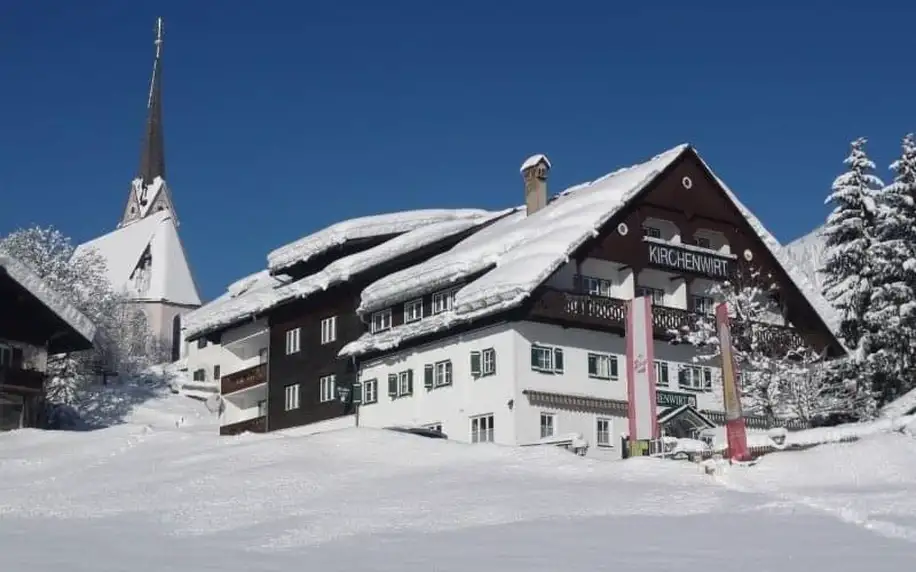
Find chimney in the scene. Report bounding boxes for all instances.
[520,154,551,215]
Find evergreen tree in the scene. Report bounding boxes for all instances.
[819,137,884,415]
[865,133,916,404]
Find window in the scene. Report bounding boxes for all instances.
[578,274,613,297]
[320,316,337,344]
[531,345,564,373]
[319,374,336,403]
[404,298,424,323]
[285,327,301,354]
[427,423,443,433]
[371,309,392,333]
[213,365,221,380]
[679,365,713,392]
[596,418,612,447]
[196,338,207,349]
[654,361,669,386]
[193,368,206,382]
[470,348,497,377]
[284,383,300,410]
[691,295,715,315]
[431,288,457,314]
[388,370,413,398]
[635,285,665,305]
[587,353,619,380]
[424,360,453,389]
[642,225,661,239]
[694,236,712,249]
[362,379,378,404]
[540,413,556,439]
[471,414,494,443]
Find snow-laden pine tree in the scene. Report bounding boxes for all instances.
[670,266,823,425]
[819,137,884,416]
[865,133,916,405]
[0,226,157,404]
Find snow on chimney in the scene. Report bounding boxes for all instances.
[520,154,551,215]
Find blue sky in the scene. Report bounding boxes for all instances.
[1,1,913,302]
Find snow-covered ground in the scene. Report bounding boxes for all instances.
[1,389,914,570]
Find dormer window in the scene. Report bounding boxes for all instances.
[370,309,393,333]
[642,225,661,239]
[432,288,458,314]
[693,236,712,249]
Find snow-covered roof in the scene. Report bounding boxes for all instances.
[129,176,166,219]
[266,209,494,274]
[182,210,510,340]
[0,252,96,344]
[520,154,551,173]
[73,211,200,307]
[181,269,286,340]
[341,145,843,357]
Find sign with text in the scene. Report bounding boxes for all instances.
[626,296,659,442]
[656,390,697,409]
[647,242,731,279]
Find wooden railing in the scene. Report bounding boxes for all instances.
[219,415,267,436]
[220,363,267,395]
[0,366,45,392]
[529,287,806,354]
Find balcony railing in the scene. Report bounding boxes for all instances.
[0,366,45,392]
[220,363,267,395]
[529,287,806,354]
[219,415,266,436]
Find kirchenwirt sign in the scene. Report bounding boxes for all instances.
[647,242,732,279]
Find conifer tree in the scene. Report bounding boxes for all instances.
[866,133,916,404]
[819,137,884,415]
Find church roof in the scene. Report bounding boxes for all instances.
[74,211,200,307]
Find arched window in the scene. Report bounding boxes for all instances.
[171,314,182,362]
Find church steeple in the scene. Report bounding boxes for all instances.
[120,17,177,228]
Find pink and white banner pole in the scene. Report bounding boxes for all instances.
[626,296,658,448]
[715,302,751,462]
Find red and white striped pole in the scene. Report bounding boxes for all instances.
[715,302,751,461]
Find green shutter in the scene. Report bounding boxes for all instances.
[703,368,712,390]
[553,348,564,373]
[530,346,540,370]
[424,365,434,389]
[352,382,362,405]
[489,349,496,376]
[406,370,414,394]
[587,354,597,377]
[610,356,618,379]
[470,351,481,377]
[388,374,397,396]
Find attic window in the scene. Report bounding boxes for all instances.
[642,226,661,239]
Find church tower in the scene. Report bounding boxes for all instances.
[74,17,201,362]
[119,17,179,228]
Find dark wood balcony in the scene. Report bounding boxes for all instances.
[220,363,267,395]
[529,287,806,355]
[219,415,267,436]
[0,366,45,393]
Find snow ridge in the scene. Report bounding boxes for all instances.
[0,252,97,343]
[266,209,492,274]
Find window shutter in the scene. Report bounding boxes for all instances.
[610,357,618,379]
[703,368,712,390]
[406,370,414,394]
[424,365,434,389]
[553,348,564,373]
[387,374,398,396]
[490,349,497,375]
[587,354,597,376]
[530,346,539,370]
[11,347,23,368]
[470,351,481,377]
[352,382,362,405]
[678,367,688,386]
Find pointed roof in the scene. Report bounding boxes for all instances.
[74,211,200,307]
[341,144,842,357]
[140,17,166,187]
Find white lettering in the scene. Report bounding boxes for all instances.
[647,243,729,278]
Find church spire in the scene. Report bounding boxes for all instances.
[120,17,176,229]
[139,17,165,185]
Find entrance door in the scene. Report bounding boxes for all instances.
[0,393,24,431]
